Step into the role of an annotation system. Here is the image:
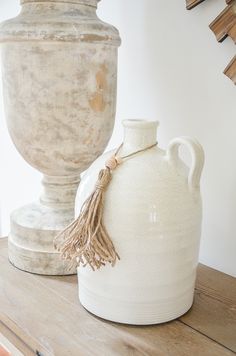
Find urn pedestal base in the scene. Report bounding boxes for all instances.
[8,203,76,275]
[8,175,79,275]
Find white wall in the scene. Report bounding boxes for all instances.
[0,0,38,239]
[0,0,236,277]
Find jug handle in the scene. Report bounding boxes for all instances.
[166,136,204,191]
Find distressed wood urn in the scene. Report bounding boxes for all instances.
[0,0,120,275]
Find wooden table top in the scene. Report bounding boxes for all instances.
[0,238,235,356]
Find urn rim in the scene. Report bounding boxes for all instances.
[20,0,101,6]
[0,0,121,46]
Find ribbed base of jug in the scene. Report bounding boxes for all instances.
[78,281,194,325]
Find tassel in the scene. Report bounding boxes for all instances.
[54,155,121,270]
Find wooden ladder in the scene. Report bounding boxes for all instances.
[186,0,236,84]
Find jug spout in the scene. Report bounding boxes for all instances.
[122,119,158,152]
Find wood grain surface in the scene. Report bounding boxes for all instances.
[224,55,236,84]
[0,313,47,355]
[186,0,206,10]
[228,23,236,42]
[0,238,235,356]
[209,2,236,42]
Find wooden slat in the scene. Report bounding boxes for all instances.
[0,238,235,355]
[196,264,236,304]
[224,55,236,84]
[180,264,236,352]
[0,314,48,356]
[209,2,236,42]
[228,22,236,41]
[186,0,207,10]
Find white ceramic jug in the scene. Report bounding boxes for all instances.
[76,119,204,325]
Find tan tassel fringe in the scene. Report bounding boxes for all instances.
[54,156,121,270]
[54,142,157,271]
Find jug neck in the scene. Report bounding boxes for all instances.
[122,120,158,153]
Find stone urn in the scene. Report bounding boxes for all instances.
[0,0,120,275]
[76,120,204,324]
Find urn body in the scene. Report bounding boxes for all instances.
[76,120,204,324]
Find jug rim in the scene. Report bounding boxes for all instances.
[122,119,159,129]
